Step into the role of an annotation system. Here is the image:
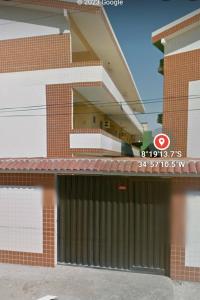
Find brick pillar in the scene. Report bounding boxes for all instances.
[46,84,73,158]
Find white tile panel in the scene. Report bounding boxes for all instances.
[187,80,200,158]
[0,187,43,253]
[185,192,200,267]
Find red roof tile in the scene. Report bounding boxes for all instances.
[0,158,199,176]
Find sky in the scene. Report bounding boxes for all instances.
[106,0,200,132]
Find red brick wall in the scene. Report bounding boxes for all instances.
[163,49,200,156]
[170,177,200,281]
[0,174,55,267]
[0,33,71,73]
[46,84,72,157]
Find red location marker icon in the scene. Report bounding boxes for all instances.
[153,133,170,151]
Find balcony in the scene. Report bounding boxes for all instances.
[70,129,140,157]
[67,63,143,136]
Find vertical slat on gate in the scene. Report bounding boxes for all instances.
[106,177,112,268]
[111,179,117,268]
[124,178,129,270]
[154,182,160,269]
[82,176,88,265]
[147,181,154,268]
[76,176,82,265]
[140,181,144,267]
[159,182,163,269]
[129,180,134,269]
[93,177,100,266]
[100,177,106,267]
[88,176,94,266]
[142,181,148,267]
[65,177,71,263]
[59,177,65,262]
[118,178,124,269]
[134,181,140,266]
[59,177,64,262]
[160,181,169,271]
[163,182,166,270]
[70,177,77,264]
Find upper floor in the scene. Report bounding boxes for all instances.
[0,0,144,158]
[152,8,200,58]
[152,8,200,158]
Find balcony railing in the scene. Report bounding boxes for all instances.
[70,129,140,157]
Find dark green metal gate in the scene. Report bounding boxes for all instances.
[57,176,170,275]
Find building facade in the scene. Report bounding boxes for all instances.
[152,8,200,281]
[0,0,143,159]
[152,8,200,158]
[1,0,200,283]
[0,0,145,269]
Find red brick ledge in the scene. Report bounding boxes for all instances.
[0,158,199,176]
[152,11,200,44]
[15,0,101,13]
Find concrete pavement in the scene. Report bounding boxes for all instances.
[0,264,198,300]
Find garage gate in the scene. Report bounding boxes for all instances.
[57,176,170,275]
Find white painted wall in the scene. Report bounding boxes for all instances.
[164,24,200,56]
[187,80,200,158]
[0,66,102,87]
[185,192,200,267]
[0,5,69,40]
[0,85,47,158]
[0,187,43,253]
[70,133,121,153]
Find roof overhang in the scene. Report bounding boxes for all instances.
[0,158,200,177]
